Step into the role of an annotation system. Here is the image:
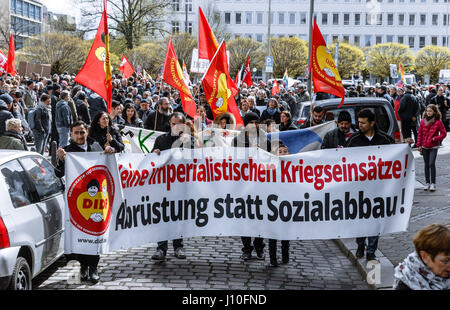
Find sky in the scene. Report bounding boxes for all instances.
[40,0,82,23]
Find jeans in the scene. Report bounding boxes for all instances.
[241,237,265,254]
[57,127,70,148]
[157,239,183,254]
[422,148,438,184]
[32,129,49,155]
[356,236,379,255]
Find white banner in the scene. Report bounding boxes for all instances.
[64,145,415,255]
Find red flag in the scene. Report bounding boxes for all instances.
[163,37,196,119]
[0,50,7,74]
[6,34,16,75]
[271,76,280,96]
[202,41,243,127]
[310,19,345,107]
[242,56,253,87]
[234,69,241,87]
[198,7,219,61]
[120,54,134,79]
[74,3,113,112]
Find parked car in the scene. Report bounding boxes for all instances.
[0,150,65,290]
[296,97,401,142]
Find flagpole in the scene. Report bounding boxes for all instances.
[307,0,314,98]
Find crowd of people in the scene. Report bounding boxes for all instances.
[0,71,448,289]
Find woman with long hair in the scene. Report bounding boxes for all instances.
[89,111,125,153]
[417,104,447,192]
[122,103,143,128]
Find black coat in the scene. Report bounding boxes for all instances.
[280,121,298,131]
[144,110,171,132]
[398,92,419,121]
[151,132,197,152]
[345,129,394,147]
[75,99,91,125]
[232,128,271,152]
[34,104,52,134]
[88,126,125,153]
[88,94,107,120]
[320,126,356,149]
[0,100,13,135]
[260,109,281,124]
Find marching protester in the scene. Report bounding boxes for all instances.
[430,87,449,132]
[260,98,281,124]
[0,96,14,135]
[75,91,91,125]
[345,109,395,261]
[0,118,28,150]
[89,112,125,153]
[32,94,52,154]
[55,90,73,148]
[398,85,420,146]
[279,111,297,131]
[416,104,447,192]
[300,105,326,129]
[393,224,450,290]
[109,100,125,127]
[321,110,355,149]
[144,97,172,132]
[122,102,143,128]
[55,121,115,284]
[150,112,197,261]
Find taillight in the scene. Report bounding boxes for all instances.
[0,216,10,249]
[394,131,401,143]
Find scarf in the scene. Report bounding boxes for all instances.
[424,116,435,126]
[393,252,450,290]
[266,107,277,116]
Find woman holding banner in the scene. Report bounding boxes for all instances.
[89,111,125,153]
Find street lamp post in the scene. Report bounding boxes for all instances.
[307,0,315,97]
[263,0,272,82]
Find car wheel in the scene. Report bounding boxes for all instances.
[9,257,32,290]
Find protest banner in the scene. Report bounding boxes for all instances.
[64,144,415,255]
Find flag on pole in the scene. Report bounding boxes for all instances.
[310,19,345,108]
[271,76,280,96]
[163,37,197,119]
[282,69,289,88]
[234,69,241,87]
[198,6,219,61]
[143,68,152,80]
[242,56,253,87]
[120,54,134,79]
[74,1,113,112]
[0,50,7,74]
[182,60,191,86]
[202,41,243,127]
[6,34,16,75]
[399,63,406,84]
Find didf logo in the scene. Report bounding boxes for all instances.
[67,166,115,236]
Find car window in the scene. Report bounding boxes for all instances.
[324,108,356,124]
[301,104,310,119]
[19,157,64,201]
[354,106,390,133]
[0,160,36,208]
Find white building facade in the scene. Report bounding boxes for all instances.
[168,0,450,51]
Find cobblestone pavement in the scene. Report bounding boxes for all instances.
[377,150,450,267]
[34,237,370,290]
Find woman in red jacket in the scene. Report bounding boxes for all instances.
[417,104,447,192]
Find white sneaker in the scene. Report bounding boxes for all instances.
[429,184,436,192]
[424,183,430,191]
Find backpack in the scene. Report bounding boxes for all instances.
[27,108,37,130]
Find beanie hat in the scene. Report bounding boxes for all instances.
[337,110,352,123]
[243,111,260,126]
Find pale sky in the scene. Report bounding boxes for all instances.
[40,0,82,23]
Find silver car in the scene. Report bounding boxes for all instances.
[0,150,65,290]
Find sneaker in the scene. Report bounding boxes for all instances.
[424,183,430,191]
[255,249,265,260]
[152,249,166,261]
[429,184,436,192]
[89,268,100,284]
[174,247,186,259]
[356,245,365,258]
[366,253,377,261]
[241,252,252,261]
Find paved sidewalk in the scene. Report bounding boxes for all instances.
[336,136,450,289]
[34,237,370,290]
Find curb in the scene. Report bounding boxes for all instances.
[333,238,394,290]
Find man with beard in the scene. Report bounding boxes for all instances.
[321,111,355,149]
[144,97,172,132]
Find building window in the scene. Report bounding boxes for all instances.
[225,12,231,24]
[444,37,447,47]
[387,13,393,25]
[444,14,448,26]
[186,21,192,34]
[172,0,180,11]
[432,14,438,26]
[257,12,263,25]
[376,35,382,44]
[23,2,29,18]
[419,36,426,48]
[290,12,296,24]
[333,13,339,25]
[185,0,193,12]
[431,36,438,45]
[344,13,349,25]
[246,12,252,24]
[387,35,393,42]
[270,12,274,24]
[343,35,349,42]
[409,36,415,48]
[256,34,263,42]
[300,12,307,24]
[354,35,360,46]
[322,13,328,25]
[409,14,415,26]
[355,13,360,25]
[420,14,426,25]
[332,35,339,42]
[398,36,404,44]
[236,12,242,24]
[365,35,372,47]
[172,21,179,34]
[399,14,404,26]
[11,0,16,13]
[376,13,382,25]
[279,12,285,25]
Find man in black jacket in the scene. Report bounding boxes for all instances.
[144,97,172,132]
[345,109,394,261]
[150,112,197,261]
[321,110,355,149]
[232,112,271,261]
[55,121,114,284]
[398,85,420,141]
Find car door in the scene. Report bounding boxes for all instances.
[18,156,65,268]
[0,159,46,275]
